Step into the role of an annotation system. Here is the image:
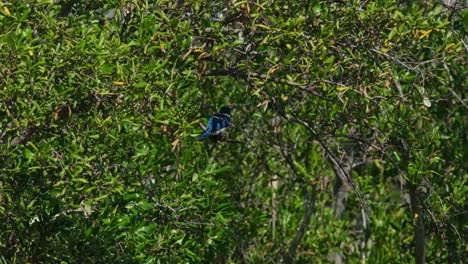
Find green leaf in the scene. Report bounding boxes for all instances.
[134,82,148,88]
[24,148,34,160]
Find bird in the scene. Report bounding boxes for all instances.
[199,106,231,141]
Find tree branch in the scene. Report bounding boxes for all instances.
[284,185,317,264]
[410,185,426,264]
[272,111,317,262]
[203,67,329,100]
[277,107,370,225]
[203,67,239,76]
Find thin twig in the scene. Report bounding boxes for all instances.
[442,63,468,109]
[370,48,415,71]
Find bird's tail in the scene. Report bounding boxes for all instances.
[198,131,210,141]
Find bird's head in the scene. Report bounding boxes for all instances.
[219,106,231,115]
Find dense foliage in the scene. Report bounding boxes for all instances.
[0,0,466,263]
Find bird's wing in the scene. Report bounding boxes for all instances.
[213,114,227,131]
[222,115,231,127]
[210,114,230,135]
[198,117,214,140]
[205,117,214,133]
[199,113,231,140]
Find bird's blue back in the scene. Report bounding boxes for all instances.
[199,108,231,141]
